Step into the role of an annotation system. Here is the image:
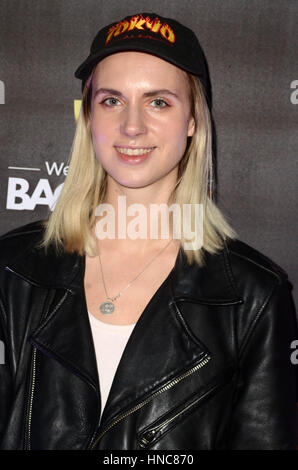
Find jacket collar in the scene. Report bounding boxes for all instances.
[6,224,243,305]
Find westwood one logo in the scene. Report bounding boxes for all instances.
[6,162,68,211]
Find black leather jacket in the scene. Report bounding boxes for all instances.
[0,220,297,450]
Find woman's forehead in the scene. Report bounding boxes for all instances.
[91,50,188,87]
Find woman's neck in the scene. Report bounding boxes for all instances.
[103,174,177,208]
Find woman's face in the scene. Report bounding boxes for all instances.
[90,51,195,191]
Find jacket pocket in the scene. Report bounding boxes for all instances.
[138,373,234,449]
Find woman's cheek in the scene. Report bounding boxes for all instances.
[91,117,108,144]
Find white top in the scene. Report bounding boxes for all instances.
[88,311,136,418]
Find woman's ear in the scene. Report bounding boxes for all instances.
[187,116,195,137]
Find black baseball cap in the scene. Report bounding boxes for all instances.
[74,12,210,98]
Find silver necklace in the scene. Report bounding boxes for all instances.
[98,239,173,314]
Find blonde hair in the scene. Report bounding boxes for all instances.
[39,66,236,266]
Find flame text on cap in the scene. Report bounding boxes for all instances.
[105,14,175,45]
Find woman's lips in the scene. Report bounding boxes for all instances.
[115,146,155,164]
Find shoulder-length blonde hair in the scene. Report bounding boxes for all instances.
[39,66,236,266]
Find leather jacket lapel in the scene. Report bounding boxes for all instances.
[28,277,100,393]
[171,246,243,305]
[7,242,100,394]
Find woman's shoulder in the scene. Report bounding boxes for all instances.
[0,219,46,267]
[0,219,45,239]
[223,237,291,291]
[0,219,80,289]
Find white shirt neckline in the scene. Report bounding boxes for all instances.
[88,311,136,331]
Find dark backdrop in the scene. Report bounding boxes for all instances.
[0,0,297,307]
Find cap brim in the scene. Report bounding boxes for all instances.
[74,41,203,82]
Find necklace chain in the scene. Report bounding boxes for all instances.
[98,239,173,311]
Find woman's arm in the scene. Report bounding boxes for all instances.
[227,278,298,449]
[0,294,13,446]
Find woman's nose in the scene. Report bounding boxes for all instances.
[120,105,147,137]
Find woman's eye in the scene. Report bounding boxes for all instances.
[151,98,168,108]
[101,97,121,106]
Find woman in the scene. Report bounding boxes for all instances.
[0,12,297,450]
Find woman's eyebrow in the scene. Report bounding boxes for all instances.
[143,89,179,99]
[93,88,179,99]
[93,88,122,99]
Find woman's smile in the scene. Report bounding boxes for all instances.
[114,146,156,165]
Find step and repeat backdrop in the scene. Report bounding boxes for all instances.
[0,0,297,307]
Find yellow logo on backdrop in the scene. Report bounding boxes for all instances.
[74,99,82,122]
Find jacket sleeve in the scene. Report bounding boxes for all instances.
[227,277,298,449]
[0,293,13,444]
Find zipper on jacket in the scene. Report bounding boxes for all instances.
[89,353,210,449]
[138,380,223,448]
[24,347,37,450]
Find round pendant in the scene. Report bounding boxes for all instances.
[100,301,115,314]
